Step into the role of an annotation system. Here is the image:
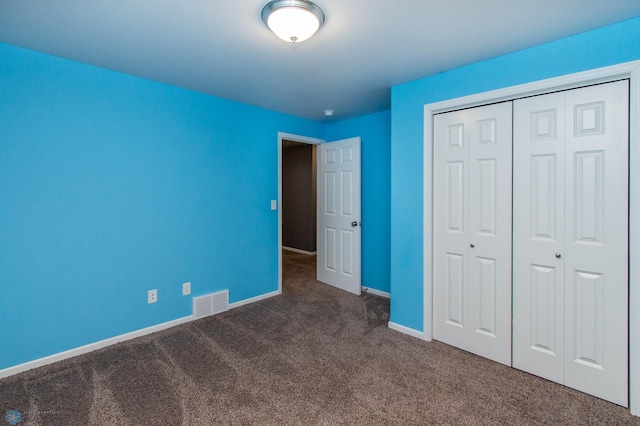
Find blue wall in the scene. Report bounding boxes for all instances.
[325,111,391,294]
[390,17,640,331]
[0,43,324,369]
[6,15,637,371]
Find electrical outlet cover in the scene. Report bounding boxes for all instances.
[182,282,191,296]
[148,289,158,304]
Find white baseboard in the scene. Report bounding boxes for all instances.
[0,289,282,379]
[282,246,317,255]
[361,287,390,299]
[0,315,193,379]
[228,290,280,309]
[388,321,431,341]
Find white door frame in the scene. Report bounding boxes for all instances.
[277,132,325,294]
[423,60,640,414]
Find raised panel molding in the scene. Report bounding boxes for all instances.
[325,172,336,215]
[324,228,336,271]
[478,159,497,235]
[573,270,605,369]
[446,253,464,327]
[476,257,497,336]
[575,102,605,137]
[447,161,465,232]
[477,118,497,145]
[531,109,557,141]
[530,264,557,355]
[341,146,353,163]
[448,124,464,148]
[574,151,604,245]
[531,155,557,240]
[341,170,353,216]
[341,229,354,276]
[326,148,336,164]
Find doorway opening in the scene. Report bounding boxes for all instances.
[277,133,363,295]
[282,139,318,255]
[277,132,324,294]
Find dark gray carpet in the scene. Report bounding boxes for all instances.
[1,251,638,425]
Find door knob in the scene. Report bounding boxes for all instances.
[470,243,475,248]
[555,253,562,259]
[351,221,358,227]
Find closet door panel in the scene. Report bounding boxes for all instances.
[467,103,513,365]
[434,110,470,349]
[514,81,629,406]
[563,80,628,406]
[513,92,566,382]
[434,102,512,365]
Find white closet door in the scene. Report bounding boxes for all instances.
[467,104,513,364]
[433,102,512,365]
[434,109,470,351]
[563,81,628,405]
[513,80,629,406]
[513,91,566,383]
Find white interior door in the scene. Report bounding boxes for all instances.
[513,80,629,406]
[433,102,512,365]
[317,137,361,295]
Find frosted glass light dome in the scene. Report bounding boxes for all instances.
[261,0,325,43]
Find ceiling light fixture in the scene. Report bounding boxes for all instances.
[261,0,325,44]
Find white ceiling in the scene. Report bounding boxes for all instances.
[1,1,639,121]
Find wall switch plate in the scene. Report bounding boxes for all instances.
[148,289,158,304]
[271,200,277,210]
[182,282,191,296]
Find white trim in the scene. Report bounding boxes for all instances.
[362,287,390,299]
[388,321,428,340]
[423,103,434,342]
[427,62,639,114]
[0,315,192,379]
[228,289,281,310]
[282,246,317,255]
[0,287,284,379]
[277,132,325,295]
[629,64,640,416]
[423,60,640,414]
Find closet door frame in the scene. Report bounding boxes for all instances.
[423,60,640,415]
